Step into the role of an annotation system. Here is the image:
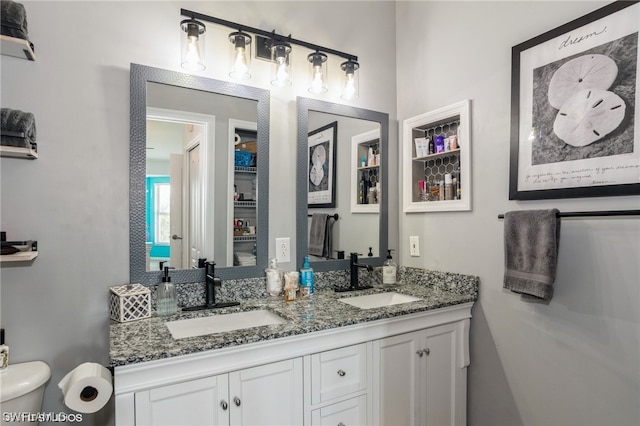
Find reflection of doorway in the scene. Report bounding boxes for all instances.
[146,107,215,270]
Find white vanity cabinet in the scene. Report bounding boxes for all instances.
[119,358,303,426]
[304,343,372,425]
[114,302,473,426]
[372,320,469,426]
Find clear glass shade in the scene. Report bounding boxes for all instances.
[308,52,328,94]
[181,19,206,72]
[229,31,252,80]
[271,41,292,87]
[341,60,359,100]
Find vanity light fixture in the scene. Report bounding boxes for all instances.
[229,31,252,80]
[271,39,292,87]
[179,9,360,95]
[180,18,206,71]
[308,51,328,94]
[341,59,360,100]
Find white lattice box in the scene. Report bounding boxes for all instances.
[109,283,151,323]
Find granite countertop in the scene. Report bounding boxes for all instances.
[109,269,478,368]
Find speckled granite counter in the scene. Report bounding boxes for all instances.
[109,268,478,368]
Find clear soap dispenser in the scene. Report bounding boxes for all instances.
[157,266,177,316]
[382,249,397,286]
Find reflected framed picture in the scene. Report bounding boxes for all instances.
[308,121,338,208]
[509,0,640,200]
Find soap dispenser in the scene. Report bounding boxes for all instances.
[299,256,315,297]
[157,266,177,316]
[382,249,397,286]
[265,258,283,297]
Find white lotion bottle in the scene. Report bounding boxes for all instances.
[382,249,397,285]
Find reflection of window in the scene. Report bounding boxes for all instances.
[154,183,171,245]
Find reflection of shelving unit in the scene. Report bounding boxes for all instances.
[403,100,471,213]
[230,121,258,266]
[0,35,35,61]
[351,128,381,213]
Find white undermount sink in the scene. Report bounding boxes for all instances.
[166,309,288,339]
[339,292,422,309]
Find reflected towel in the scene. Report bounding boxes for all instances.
[309,213,328,257]
[0,0,28,39]
[1,108,36,149]
[503,209,560,302]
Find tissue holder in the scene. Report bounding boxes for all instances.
[109,283,151,323]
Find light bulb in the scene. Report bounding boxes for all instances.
[185,36,201,67]
[271,42,292,87]
[343,73,356,99]
[310,66,324,93]
[307,52,328,94]
[180,19,205,71]
[229,32,251,80]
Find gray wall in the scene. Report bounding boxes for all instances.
[0,1,398,424]
[396,2,639,425]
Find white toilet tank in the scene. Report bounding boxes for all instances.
[0,361,51,426]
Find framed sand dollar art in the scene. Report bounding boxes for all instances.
[308,121,338,208]
[509,0,640,200]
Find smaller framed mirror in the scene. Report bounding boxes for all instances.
[296,97,389,271]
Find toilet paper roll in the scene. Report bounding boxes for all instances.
[58,362,113,414]
[234,133,241,145]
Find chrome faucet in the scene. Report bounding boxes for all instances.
[336,252,374,292]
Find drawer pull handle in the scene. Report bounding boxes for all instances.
[220,400,228,411]
[337,369,346,377]
[338,423,346,426]
[234,396,241,407]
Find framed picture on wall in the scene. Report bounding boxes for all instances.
[509,0,640,200]
[308,121,338,208]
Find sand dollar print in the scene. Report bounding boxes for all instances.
[548,54,618,109]
[553,88,626,147]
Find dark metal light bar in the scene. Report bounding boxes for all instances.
[180,8,358,62]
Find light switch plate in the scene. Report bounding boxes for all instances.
[275,237,291,263]
[409,236,420,257]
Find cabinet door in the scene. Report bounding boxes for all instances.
[424,323,458,426]
[135,374,229,426]
[372,330,422,426]
[229,358,303,426]
[310,394,367,426]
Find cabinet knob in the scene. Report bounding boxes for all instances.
[338,423,346,426]
[220,400,228,411]
[337,369,346,377]
[416,349,424,357]
[424,348,430,356]
[234,396,241,407]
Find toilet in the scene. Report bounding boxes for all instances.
[0,361,51,426]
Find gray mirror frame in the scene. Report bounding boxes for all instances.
[296,97,389,271]
[130,63,270,284]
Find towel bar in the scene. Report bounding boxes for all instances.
[308,213,339,221]
[498,210,640,219]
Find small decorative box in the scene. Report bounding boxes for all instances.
[109,283,151,323]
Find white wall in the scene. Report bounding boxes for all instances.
[396,2,639,425]
[0,1,398,424]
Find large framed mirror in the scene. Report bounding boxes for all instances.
[130,64,270,284]
[296,97,389,271]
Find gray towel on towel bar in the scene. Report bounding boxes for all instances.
[1,108,36,149]
[309,213,329,257]
[503,209,560,302]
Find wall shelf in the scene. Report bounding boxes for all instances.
[403,100,472,213]
[0,240,38,263]
[0,35,35,61]
[0,144,38,159]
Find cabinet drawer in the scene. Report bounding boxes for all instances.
[311,394,367,426]
[311,343,367,404]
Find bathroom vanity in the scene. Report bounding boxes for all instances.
[110,271,477,426]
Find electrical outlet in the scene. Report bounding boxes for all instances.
[275,237,290,263]
[410,236,420,257]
